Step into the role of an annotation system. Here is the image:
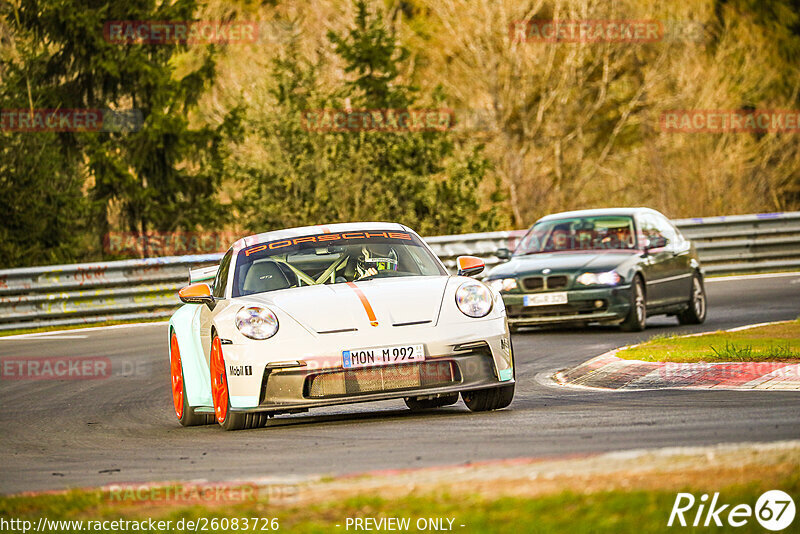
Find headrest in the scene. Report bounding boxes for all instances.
[242,261,290,294]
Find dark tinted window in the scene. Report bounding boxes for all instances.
[232,230,445,297]
[640,214,677,247]
[212,249,233,298]
[515,216,637,254]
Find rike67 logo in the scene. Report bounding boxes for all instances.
[668,490,796,530]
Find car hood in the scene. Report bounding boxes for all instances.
[487,251,639,278]
[238,276,449,333]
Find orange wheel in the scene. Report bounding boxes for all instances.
[170,333,185,419]
[210,336,229,424]
[209,334,264,431]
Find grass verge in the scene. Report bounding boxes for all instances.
[2,443,797,533]
[1,474,797,533]
[617,320,800,363]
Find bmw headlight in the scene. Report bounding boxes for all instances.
[576,271,622,286]
[235,306,279,340]
[487,278,518,293]
[456,282,493,318]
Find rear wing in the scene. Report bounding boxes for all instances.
[189,265,218,284]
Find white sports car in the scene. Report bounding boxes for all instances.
[169,222,515,430]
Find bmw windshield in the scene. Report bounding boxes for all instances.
[515,216,638,255]
[232,230,446,297]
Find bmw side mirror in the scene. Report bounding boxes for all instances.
[645,236,669,251]
[178,283,215,308]
[496,247,512,261]
[456,256,485,277]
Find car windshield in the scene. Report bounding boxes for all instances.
[515,216,637,254]
[231,230,446,297]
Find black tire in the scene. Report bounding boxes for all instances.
[216,392,250,431]
[620,276,646,332]
[178,380,215,427]
[404,393,459,411]
[218,398,269,431]
[678,273,707,325]
[462,383,515,412]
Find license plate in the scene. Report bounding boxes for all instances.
[523,292,568,307]
[343,344,425,369]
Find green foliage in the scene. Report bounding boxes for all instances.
[0,2,91,266]
[327,0,415,108]
[3,0,799,268]
[233,0,503,237]
[709,341,800,361]
[0,130,90,266]
[0,0,232,266]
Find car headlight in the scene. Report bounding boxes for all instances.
[487,278,518,293]
[576,271,622,286]
[235,306,279,340]
[456,282,493,318]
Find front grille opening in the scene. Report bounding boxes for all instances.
[546,275,568,289]
[305,361,456,399]
[522,276,544,291]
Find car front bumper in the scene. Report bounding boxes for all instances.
[218,317,513,412]
[502,284,633,325]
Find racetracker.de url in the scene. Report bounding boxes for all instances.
[0,517,279,532]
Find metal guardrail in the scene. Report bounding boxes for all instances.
[1,212,798,331]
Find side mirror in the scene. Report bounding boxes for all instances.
[496,247,512,261]
[645,236,669,250]
[456,256,485,277]
[178,283,215,306]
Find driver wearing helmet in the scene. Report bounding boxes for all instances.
[355,246,399,280]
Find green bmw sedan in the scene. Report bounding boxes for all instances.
[486,208,707,331]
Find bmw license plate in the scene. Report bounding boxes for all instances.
[523,292,568,306]
[343,344,425,369]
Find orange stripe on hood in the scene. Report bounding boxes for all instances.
[346,282,379,327]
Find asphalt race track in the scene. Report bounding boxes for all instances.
[1,274,799,494]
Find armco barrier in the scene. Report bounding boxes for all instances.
[0,212,798,331]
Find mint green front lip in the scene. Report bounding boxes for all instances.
[499,368,513,381]
[169,304,213,407]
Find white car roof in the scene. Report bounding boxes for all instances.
[231,222,411,254]
[537,207,665,223]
